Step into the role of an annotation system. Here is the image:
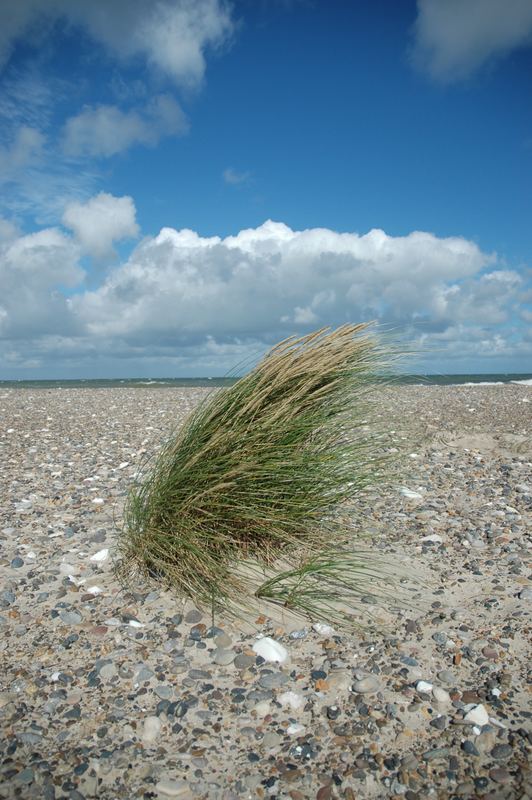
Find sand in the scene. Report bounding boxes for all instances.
[0,384,530,799]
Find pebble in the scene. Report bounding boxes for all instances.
[142,716,162,745]
[489,767,511,784]
[259,671,288,689]
[518,587,532,600]
[10,557,24,568]
[463,704,489,726]
[278,691,304,710]
[212,648,235,666]
[234,654,256,670]
[252,637,288,663]
[432,687,451,704]
[59,609,83,625]
[491,744,513,759]
[351,675,382,694]
[155,684,173,700]
[437,670,455,685]
[184,609,203,623]
[155,779,192,797]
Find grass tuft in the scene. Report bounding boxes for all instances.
[116,323,404,625]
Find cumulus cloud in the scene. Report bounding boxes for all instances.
[62,94,188,158]
[72,221,499,346]
[1,219,529,374]
[0,0,234,88]
[0,227,83,340]
[412,0,532,82]
[62,192,139,259]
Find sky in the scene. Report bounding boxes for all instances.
[0,0,531,378]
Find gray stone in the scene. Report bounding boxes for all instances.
[1,590,16,606]
[99,663,117,680]
[351,675,382,694]
[155,684,173,700]
[234,654,255,670]
[262,732,282,748]
[185,609,203,624]
[11,557,24,568]
[213,649,235,666]
[155,779,192,797]
[518,587,532,601]
[491,744,513,760]
[214,632,232,648]
[437,670,455,685]
[258,672,288,689]
[136,665,154,682]
[59,609,82,625]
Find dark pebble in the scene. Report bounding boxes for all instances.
[423,747,450,761]
[491,743,513,759]
[461,740,480,756]
[11,557,24,568]
[326,706,340,720]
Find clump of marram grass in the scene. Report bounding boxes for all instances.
[116,323,405,626]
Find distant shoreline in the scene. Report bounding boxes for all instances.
[0,373,531,389]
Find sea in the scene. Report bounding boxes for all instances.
[0,374,531,389]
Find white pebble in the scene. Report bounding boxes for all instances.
[59,562,78,575]
[92,498,105,505]
[420,534,443,543]
[89,548,109,563]
[253,701,271,717]
[416,680,433,693]
[312,622,334,636]
[68,575,86,587]
[432,687,451,704]
[400,488,423,500]
[86,586,103,595]
[252,637,288,663]
[142,716,162,745]
[278,691,304,710]
[286,723,305,735]
[463,703,489,726]
[129,619,144,628]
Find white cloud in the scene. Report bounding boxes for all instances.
[0,227,83,340]
[223,167,251,185]
[412,0,532,82]
[62,95,188,158]
[62,192,139,259]
[0,125,44,173]
[0,0,234,88]
[72,221,497,344]
[1,219,530,375]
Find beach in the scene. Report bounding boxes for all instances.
[0,384,530,800]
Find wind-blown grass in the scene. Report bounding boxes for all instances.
[116,323,402,625]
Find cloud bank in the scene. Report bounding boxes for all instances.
[412,0,532,81]
[1,203,530,375]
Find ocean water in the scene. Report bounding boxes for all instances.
[0,374,531,389]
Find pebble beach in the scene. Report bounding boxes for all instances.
[0,384,530,800]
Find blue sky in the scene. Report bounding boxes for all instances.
[0,0,531,378]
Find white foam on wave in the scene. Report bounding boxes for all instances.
[511,378,532,386]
